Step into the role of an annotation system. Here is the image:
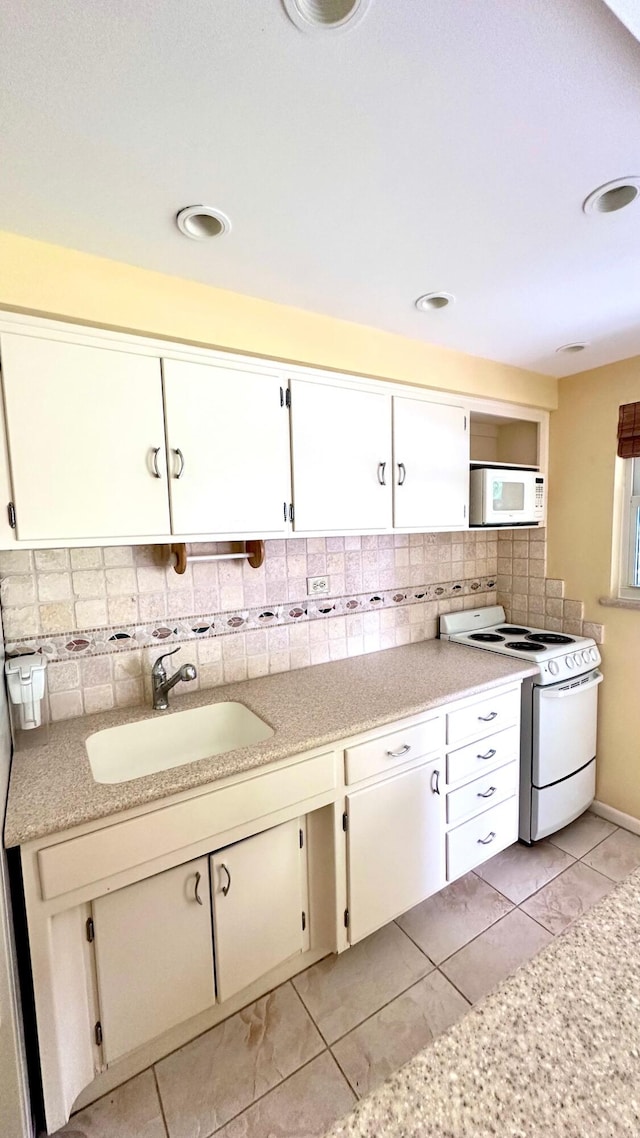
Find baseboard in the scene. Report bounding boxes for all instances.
[591,800,640,836]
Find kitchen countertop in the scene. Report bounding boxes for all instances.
[4,639,536,847]
[325,869,640,1138]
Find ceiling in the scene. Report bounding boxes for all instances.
[1,0,639,378]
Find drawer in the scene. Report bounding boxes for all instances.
[446,687,520,747]
[446,760,518,826]
[344,716,444,785]
[446,725,520,786]
[446,797,518,881]
[38,750,337,900]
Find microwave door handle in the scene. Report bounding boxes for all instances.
[541,672,603,699]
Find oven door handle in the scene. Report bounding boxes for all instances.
[541,671,603,699]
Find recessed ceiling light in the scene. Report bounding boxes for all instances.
[583,177,640,215]
[282,0,370,32]
[415,292,455,312]
[555,342,589,354]
[176,205,231,240]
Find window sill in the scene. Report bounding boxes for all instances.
[599,595,640,611]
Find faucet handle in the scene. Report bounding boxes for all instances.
[152,647,180,676]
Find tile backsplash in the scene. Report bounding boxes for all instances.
[0,527,603,724]
[0,532,498,722]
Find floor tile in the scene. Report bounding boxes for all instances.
[215,1052,355,1138]
[440,909,553,1004]
[548,811,617,858]
[332,971,469,1099]
[520,861,614,934]
[474,839,574,904]
[53,1070,166,1138]
[292,922,432,1044]
[155,982,323,1138]
[582,828,640,881]
[396,872,514,964]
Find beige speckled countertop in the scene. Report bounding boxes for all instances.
[4,640,536,848]
[325,869,640,1138]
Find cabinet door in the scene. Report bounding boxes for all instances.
[346,758,445,944]
[211,819,306,1003]
[0,333,170,539]
[92,858,214,1063]
[290,379,391,532]
[162,359,291,536]
[393,397,468,529]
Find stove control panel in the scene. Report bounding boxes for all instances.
[538,644,600,683]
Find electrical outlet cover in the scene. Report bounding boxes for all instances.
[307,576,329,596]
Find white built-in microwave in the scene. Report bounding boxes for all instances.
[469,466,545,527]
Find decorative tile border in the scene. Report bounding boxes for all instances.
[6,575,497,662]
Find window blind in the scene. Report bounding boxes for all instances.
[617,402,640,458]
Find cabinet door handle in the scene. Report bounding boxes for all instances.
[173,448,185,479]
[477,748,496,761]
[386,743,411,758]
[477,786,496,799]
[397,462,406,486]
[431,769,441,795]
[193,870,203,905]
[477,831,496,845]
[220,863,231,896]
[377,461,387,486]
[478,711,498,722]
[151,447,162,479]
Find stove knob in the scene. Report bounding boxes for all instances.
[566,655,575,669]
[582,650,590,665]
[573,653,582,666]
[589,647,598,662]
[548,660,559,676]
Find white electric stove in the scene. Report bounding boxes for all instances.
[440,606,603,843]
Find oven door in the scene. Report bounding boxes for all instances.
[532,670,603,787]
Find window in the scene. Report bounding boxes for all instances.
[620,457,640,598]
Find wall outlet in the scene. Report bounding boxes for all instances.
[307,575,329,596]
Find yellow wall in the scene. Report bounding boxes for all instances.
[0,231,556,408]
[548,355,640,817]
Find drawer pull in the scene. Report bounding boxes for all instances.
[386,744,411,758]
[477,748,496,761]
[431,769,441,795]
[477,786,496,799]
[477,831,496,845]
[478,711,498,722]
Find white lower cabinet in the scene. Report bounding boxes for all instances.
[346,758,445,945]
[210,818,308,1002]
[92,856,215,1064]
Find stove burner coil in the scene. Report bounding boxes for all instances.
[468,633,506,643]
[526,633,574,645]
[506,641,539,651]
[496,626,530,635]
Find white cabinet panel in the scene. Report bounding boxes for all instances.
[163,359,290,536]
[0,334,170,539]
[393,397,468,529]
[290,379,391,532]
[92,857,214,1063]
[346,758,445,944]
[211,819,306,1003]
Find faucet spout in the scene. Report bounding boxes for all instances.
[151,648,198,711]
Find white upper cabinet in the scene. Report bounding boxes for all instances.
[162,359,291,537]
[0,334,170,540]
[392,397,469,530]
[289,378,392,532]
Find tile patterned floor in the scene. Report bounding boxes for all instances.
[54,813,640,1138]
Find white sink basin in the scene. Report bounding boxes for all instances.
[86,702,274,784]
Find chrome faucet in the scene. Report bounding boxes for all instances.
[151,647,197,711]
